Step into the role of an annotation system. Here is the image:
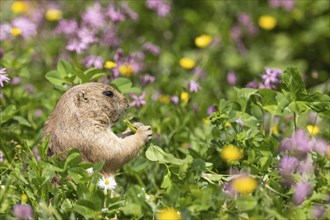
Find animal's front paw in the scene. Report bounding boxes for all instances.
[132,122,144,129]
[136,125,152,143]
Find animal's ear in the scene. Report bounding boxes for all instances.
[74,91,88,106]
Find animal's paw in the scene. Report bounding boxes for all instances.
[136,125,152,142]
[132,122,144,129]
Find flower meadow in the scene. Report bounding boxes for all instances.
[0,0,330,219]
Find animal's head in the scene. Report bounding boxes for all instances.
[67,82,129,125]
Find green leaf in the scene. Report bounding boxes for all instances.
[68,167,89,182]
[236,112,259,128]
[45,70,66,86]
[121,203,141,216]
[234,87,259,111]
[64,149,81,170]
[110,77,141,94]
[57,59,74,76]
[74,204,98,218]
[145,144,191,166]
[236,195,257,211]
[13,116,31,127]
[0,105,17,123]
[281,67,307,99]
[43,162,64,173]
[91,73,107,81]
[161,170,172,189]
[201,172,223,184]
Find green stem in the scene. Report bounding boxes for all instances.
[122,119,137,133]
[264,184,289,198]
[293,113,297,132]
[268,114,274,137]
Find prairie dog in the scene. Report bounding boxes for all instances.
[42,82,152,176]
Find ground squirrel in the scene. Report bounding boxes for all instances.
[42,82,152,176]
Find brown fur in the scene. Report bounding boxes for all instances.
[42,82,152,176]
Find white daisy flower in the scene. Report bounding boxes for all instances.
[86,167,94,175]
[97,176,117,190]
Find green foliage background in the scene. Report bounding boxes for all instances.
[0,0,329,219]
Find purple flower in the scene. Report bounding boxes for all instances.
[236,117,244,126]
[107,5,126,23]
[55,19,78,35]
[33,147,41,161]
[313,139,329,156]
[82,3,105,28]
[34,109,43,117]
[25,84,35,95]
[192,67,206,79]
[130,92,146,107]
[292,181,312,205]
[261,67,282,88]
[151,90,160,101]
[12,77,21,85]
[269,0,295,11]
[227,71,237,85]
[141,74,156,85]
[237,13,258,36]
[13,204,33,220]
[66,40,87,54]
[246,80,258,88]
[297,159,314,175]
[230,26,242,40]
[12,17,37,39]
[143,43,160,55]
[280,129,314,156]
[269,0,281,7]
[146,0,171,17]
[189,80,200,92]
[0,23,12,41]
[311,204,325,219]
[84,55,104,69]
[0,68,10,87]
[171,96,179,104]
[279,156,299,176]
[120,3,139,21]
[77,27,96,45]
[207,105,216,115]
[100,28,120,47]
[281,0,295,11]
[0,150,3,163]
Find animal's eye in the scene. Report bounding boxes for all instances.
[103,91,114,97]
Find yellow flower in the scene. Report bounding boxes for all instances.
[11,1,29,14]
[46,9,63,21]
[195,34,213,48]
[21,194,28,203]
[119,64,134,77]
[307,125,319,136]
[157,208,182,220]
[225,122,232,127]
[232,175,257,194]
[104,61,117,69]
[220,145,243,163]
[181,143,189,149]
[159,95,170,104]
[10,28,22,37]
[272,125,279,135]
[179,58,196,70]
[180,92,189,104]
[203,118,210,125]
[258,15,277,30]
